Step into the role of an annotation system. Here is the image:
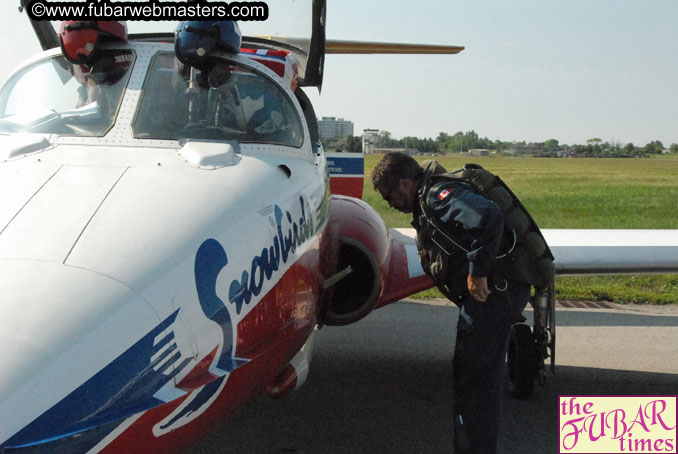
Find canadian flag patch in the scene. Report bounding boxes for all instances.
[438,189,451,200]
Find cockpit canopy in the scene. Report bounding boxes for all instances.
[133,52,303,147]
[0,50,133,137]
[0,48,304,148]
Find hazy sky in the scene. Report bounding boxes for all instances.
[1,0,676,146]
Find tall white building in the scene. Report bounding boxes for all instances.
[362,129,379,154]
[317,117,354,139]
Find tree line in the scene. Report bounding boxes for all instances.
[325,130,678,157]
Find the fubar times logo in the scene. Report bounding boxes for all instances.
[559,396,677,453]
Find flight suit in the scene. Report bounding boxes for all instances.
[413,175,530,454]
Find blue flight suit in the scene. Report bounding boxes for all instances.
[414,179,530,454]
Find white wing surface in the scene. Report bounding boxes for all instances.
[392,229,678,277]
[542,229,678,275]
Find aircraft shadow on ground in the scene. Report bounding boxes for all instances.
[186,354,677,454]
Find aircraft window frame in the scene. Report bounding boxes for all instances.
[0,50,135,138]
[132,52,305,149]
[295,87,320,155]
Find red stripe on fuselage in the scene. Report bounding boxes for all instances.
[98,238,322,454]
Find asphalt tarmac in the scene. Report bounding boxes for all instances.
[186,301,678,454]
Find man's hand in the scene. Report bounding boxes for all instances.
[467,275,491,302]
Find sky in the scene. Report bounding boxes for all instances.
[1,0,676,146]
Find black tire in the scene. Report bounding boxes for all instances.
[506,323,536,399]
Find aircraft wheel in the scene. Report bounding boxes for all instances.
[506,323,536,399]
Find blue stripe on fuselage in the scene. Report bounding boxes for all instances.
[2,310,189,449]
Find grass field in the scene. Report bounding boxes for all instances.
[361,155,678,304]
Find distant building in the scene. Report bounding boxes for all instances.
[373,147,420,155]
[362,129,379,154]
[317,117,354,139]
[511,144,547,155]
[467,148,490,157]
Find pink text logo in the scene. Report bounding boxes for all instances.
[559,396,677,453]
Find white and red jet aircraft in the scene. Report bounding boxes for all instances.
[1,2,677,453]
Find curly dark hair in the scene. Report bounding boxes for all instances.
[371,152,423,190]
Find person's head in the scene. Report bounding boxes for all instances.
[80,57,115,107]
[76,51,132,113]
[372,152,423,213]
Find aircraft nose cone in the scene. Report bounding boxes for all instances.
[0,260,160,448]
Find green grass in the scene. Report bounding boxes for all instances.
[362,155,678,304]
[555,275,678,305]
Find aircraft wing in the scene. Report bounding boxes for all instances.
[325,40,464,55]
[375,227,435,308]
[391,228,678,279]
[542,229,678,275]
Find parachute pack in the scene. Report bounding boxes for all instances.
[418,161,554,290]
